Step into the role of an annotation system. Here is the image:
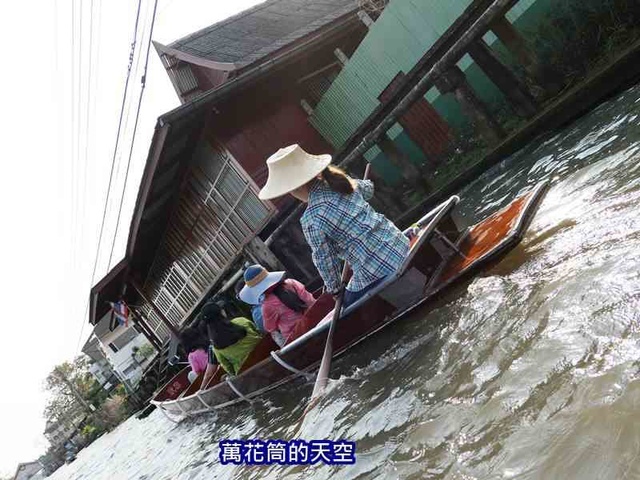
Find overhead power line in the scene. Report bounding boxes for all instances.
[75,0,146,354]
[79,0,95,259]
[107,0,160,270]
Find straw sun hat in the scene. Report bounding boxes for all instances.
[238,264,285,305]
[258,144,331,200]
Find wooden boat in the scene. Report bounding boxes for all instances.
[151,181,549,419]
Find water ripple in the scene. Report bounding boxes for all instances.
[50,79,640,480]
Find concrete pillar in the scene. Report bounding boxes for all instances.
[435,66,504,144]
[377,133,430,193]
[490,15,558,98]
[468,39,538,118]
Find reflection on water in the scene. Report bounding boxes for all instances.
[54,84,640,479]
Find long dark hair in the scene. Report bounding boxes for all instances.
[180,327,209,354]
[201,302,247,349]
[321,165,354,195]
[271,281,308,313]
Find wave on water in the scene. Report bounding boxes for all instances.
[50,79,640,480]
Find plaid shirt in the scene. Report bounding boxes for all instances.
[300,179,409,294]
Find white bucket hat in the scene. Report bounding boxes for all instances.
[258,144,331,200]
[238,264,286,305]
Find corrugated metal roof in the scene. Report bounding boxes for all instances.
[168,0,357,67]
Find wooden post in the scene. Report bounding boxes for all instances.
[334,48,349,66]
[245,237,285,271]
[434,66,504,144]
[130,308,162,352]
[300,99,314,116]
[130,279,180,337]
[467,39,537,118]
[357,10,375,28]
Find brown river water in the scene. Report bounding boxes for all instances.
[53,85,640,479]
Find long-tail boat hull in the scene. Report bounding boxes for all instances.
[151,182,549,418]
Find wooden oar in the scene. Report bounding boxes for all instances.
[305,163,372,412]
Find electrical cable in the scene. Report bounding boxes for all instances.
[107,0,160,270]
[74,0,146,354]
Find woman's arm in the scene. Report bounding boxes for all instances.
[200,345,218,389]
[261,302,278,333]
[302,210,342,293]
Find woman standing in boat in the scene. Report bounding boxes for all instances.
[258,145,409,308]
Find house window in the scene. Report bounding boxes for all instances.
[108,342,119,353]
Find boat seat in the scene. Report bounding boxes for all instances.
[285,293,336,344]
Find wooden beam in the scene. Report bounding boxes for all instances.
[434,66,504,144]
[130,308,162,352]
[334,48,349,66]
[245,237,285,271]
[130,279,180,337]
[468,39,537,118]
[489,15,557,98]
[357,10,375,28]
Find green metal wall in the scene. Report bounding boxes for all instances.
[309,0,540,184]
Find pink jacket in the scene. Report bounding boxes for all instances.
[262,279,315,339]
[188,349,209,374]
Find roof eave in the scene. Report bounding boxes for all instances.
[88,258,129,325]
[154,41,239,72]
[159,11,360,125]
[118,10,360,300]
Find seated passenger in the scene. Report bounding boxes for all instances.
[179,327,209,377]
[200,302,262,377]
[238,264,315,342]
[235,278,265,332]
[235,277,287,347]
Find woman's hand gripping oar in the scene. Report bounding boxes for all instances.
[299,162,372,422]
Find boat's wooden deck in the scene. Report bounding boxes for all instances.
[439,194,527,283]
